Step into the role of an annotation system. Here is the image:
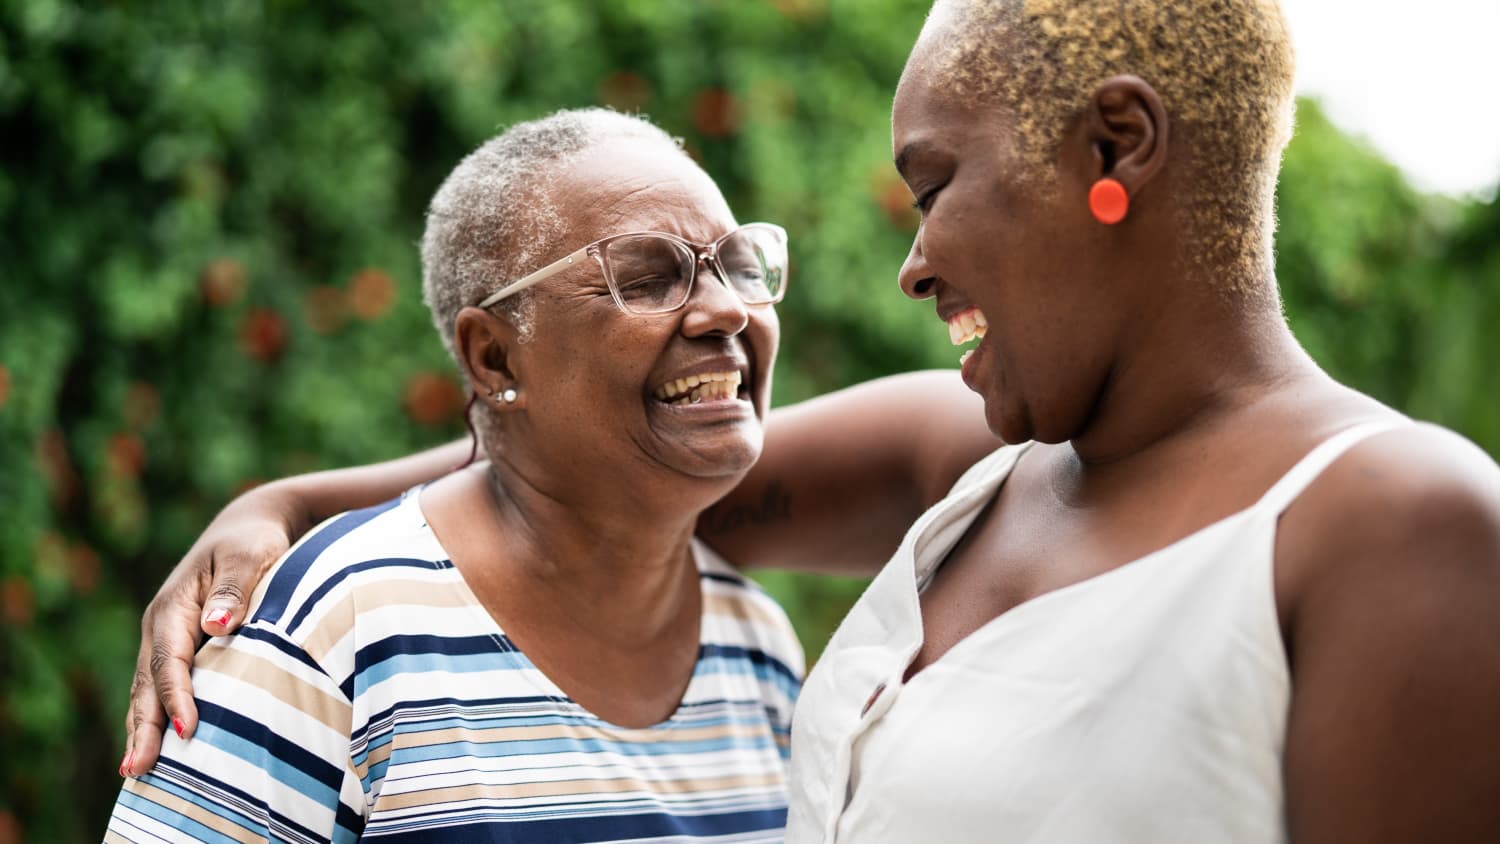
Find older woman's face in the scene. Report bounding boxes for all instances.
[890,25,1132,446]
[508,138,779,486]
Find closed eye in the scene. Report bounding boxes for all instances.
[911,183,944,213]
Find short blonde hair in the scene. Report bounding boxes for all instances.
[933,0,1296,294]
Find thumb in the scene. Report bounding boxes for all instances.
[199,543,278,635]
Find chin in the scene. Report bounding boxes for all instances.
[672,428,764,481]
[985,395,1034,446]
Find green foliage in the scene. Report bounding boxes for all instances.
[1,3,1496,840]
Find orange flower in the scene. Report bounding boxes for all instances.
[349,269,397,321]
[200,258,247,307]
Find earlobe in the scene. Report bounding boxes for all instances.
[1085,75,1170,201]
[454,306,524,410]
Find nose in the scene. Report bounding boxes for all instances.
[897,230,938,300]
[680,258,750,337]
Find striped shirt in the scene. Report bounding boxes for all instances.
[108,491,804,843]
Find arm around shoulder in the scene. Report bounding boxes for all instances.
[698,370,999,575]
[1278,424,1500,842]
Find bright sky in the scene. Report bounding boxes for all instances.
[1281,0,1500,198]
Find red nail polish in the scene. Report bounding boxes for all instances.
[120,751,133,777]
[205,608,232,627]
[173,717,186,738]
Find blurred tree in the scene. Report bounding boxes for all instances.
[1,2,1496,840]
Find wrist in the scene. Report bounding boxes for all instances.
[248,478,315,537]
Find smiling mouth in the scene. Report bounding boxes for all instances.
[653,370,744,406]
[947,307,989,365]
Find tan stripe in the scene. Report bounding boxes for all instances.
[197,645,350,734]
[301,577,473,661]
[702,590,783,631]
[122,778,265,843]
[377,770,784,810]
[364,736,392,773]
[395,720,767,751]
[102,831,133,844]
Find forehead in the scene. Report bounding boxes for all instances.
[892,8,971,143]
[892,52,979,170]
[556,138,737,245]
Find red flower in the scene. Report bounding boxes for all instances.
[693,88,740,138]
[403,373,464,426]
[240,308,287,361]
[1,577,33,627]
[106,432,146,477]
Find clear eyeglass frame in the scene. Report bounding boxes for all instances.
[475,222,788,315]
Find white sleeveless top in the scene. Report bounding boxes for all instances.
[786,423,1400,843]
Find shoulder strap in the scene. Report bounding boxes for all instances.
[1254,420,1408,515]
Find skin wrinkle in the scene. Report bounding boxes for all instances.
[932,0,1295,297]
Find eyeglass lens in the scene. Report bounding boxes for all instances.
[603,227,786,314]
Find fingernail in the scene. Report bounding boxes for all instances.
[205,607,232,627]
[173,717,186,739]
[119,751,132,777]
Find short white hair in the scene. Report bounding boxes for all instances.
[420,108,683,361]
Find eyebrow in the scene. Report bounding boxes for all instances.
[893,139,934,180]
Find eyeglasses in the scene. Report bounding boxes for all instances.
[476,222,788,315]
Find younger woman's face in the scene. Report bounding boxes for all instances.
[890,28,1133,446]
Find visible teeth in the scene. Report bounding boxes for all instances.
[960,348,974,367]
[656,370,743,402]
[945,308,989,346]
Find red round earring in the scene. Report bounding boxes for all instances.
[1088,177,1129,225]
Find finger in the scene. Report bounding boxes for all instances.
[200,543,280,636]
[151,599,205,749]
[123,658,163,777]
[200,575,245,636]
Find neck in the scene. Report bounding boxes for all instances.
[457,456,726,639]
[1068,271,1323,467]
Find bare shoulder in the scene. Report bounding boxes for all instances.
[1277,423,1500,839]
[1279,421,1500,577]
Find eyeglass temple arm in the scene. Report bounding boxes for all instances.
[475,245,591,310]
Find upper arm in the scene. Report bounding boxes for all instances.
[1279,426,1500,842]
[697,370,999,575]
[109,624,364,842]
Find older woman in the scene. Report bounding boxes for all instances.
[128,0,1500,840]
[106,108,995,843]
